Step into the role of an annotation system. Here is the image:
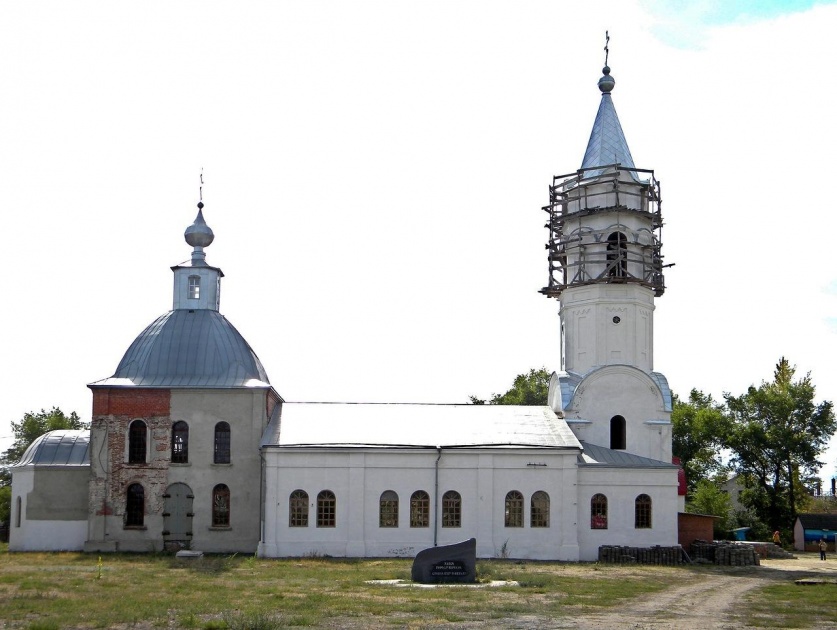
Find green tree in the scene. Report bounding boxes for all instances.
[469,368,551,405]
[671,389,730,496]
[686,479,733,536]
[723,358,835,532]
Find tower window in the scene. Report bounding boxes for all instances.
[504,491,523,527]
[591,493,608,529]
[531,491,550,527]
[635,494,652,529]
[214,422,231,464]
[410,491,430,528]
[379,490,399,528]
[606,232,628,278]
[442,491,461,528]
[317,490,336,528]
[171,421,189,463]
[212,484,231,528]
[188,275,201,299]
[128,420,147,464]
[125,483,145,527]
[289,490,309,527]
[610,415,626,450]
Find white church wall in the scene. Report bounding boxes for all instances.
[564,365,671,462]
[560,284,655,374]
[9,467,88,552]
[576,467,679,561]
[260,447,581,561]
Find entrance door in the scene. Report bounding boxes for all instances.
[163,483,194,550]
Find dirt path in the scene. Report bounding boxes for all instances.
[551,553,837,629]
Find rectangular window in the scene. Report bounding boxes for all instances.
[188,276,200,299]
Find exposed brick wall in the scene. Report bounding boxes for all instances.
[89,388,172,524]
[678,512,717,549]
[92,388,170,417]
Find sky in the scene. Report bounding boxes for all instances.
[2,0,837,476]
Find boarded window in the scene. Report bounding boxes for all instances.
[505,491,523,527]
[379,490,398,528]
[442,491,461,528]
[128,420,147,464]
[531,491,550,528]
[410,491,430,528]
[635,494,652,529]
[317,490,336,528]
[214,422,231,464]
[171,421,189,463]
[212,484,230,527]
[289,490,309,527]
[591,493,608,529]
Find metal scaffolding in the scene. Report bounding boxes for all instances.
[540,164,666,299]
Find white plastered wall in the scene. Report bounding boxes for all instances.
[10,467,88,552]
[259,447,582,560]
[576,466,679,561]
[564,365,671,462]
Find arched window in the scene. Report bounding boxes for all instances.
[379,490,399,528]
[442,491,461,528]
[610,415,626,450]
[635,494,652,529]
[214,422,231,464]
[128,420,147,464]
[607,231,628,278]
[317,490,336,528]
[171,421,189,463]
[289,490,309,527]
[15,496,22,527]
[505,491,523,527]
[531,491,550,528]
[410,491,430,528]
[188,275,201,299]
[125,483,145,526]
[591,494,608,529]
[212,484,230,527]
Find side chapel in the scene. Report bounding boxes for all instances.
[9,56,683,560]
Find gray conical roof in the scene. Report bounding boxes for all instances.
[580,66,637,180]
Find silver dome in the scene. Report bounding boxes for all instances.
[16,430,90,467]
[107,310,270,388]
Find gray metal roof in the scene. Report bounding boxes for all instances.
[91,309,270,388]
[15,430,90,467]
[262,403,582,450]
[580,67,638,182]
[578,441,676,468]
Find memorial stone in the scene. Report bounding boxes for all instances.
[411,538,477,583]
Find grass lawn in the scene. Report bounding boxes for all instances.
[0,546,679,629]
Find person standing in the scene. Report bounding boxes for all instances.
[773,530,781,546]
[819,539,827,561]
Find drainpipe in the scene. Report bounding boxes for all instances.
[433,446,442,547]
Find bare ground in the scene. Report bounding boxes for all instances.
[496,553,837,630]
[324,552,837,630]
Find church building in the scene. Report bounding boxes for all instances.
[9,58,682,561]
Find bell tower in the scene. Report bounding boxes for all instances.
[543,44,672,462]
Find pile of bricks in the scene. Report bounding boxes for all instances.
[690,540,760,566]
[597,545,686,565]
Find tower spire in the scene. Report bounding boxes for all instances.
[580,34,636,179]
